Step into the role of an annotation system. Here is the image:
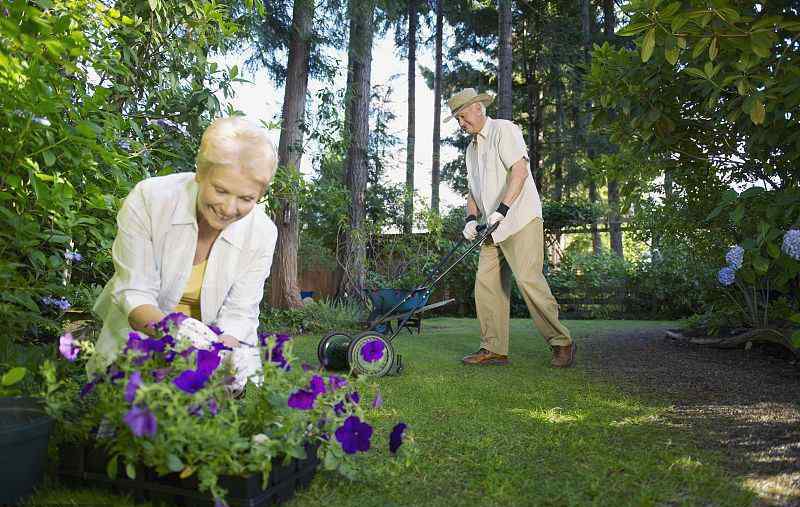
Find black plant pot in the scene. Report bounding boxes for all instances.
[0,397,53,505]
[59,441,320,507]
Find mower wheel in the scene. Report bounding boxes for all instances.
[317,332,352,370]
[347,332,396,377]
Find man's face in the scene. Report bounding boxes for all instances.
[456,103,485,135]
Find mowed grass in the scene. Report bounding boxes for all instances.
[26,318,755,507]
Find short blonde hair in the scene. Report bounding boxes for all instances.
[196,117,278,184]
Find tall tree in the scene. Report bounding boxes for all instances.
[430,0,443,216]
[270,0,315,310]
[403,0,418,233]
[497,0,513,119]
[578,0,601,255]
[338,0,375,301]
[602,0,623,257]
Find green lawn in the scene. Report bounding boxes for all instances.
[26,318,755,507]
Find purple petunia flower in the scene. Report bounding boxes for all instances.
[80,378,98,398]
[288,389,317,410]
[372,390,383,409]
[155,312,189,334]
[718,266,736,286]
[188,404,203,417]
[389,422,407,454]
[333,401,346,416]
[124,371,143,404]
[208,399,219,416]
[310,375,326,396]
[59,333,80,361]
[346,391,360,405]
[214,498,228,507]
[360,339,385,363]
[208,324,224,336]
[173,370,210,394]
[334,416,373,454]
[196,349,221,376]
[783,229,800,260]
[152,367,171,382]
[725,245,744,270]
[328,375,348,391]
[107,365,125,384]
[124,405,157,438]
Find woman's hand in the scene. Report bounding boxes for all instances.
[218,334,240,348]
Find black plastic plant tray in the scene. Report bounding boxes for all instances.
[58,442,319,507]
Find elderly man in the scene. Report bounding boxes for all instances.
[447,88,575,368]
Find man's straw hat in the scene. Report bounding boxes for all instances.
[445,88,495,121]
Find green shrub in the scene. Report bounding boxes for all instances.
[260,298,363,334]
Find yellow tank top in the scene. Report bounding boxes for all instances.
[173,260,208,320]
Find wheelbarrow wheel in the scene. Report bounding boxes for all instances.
[317,332,352,371]
[347,332,396,377]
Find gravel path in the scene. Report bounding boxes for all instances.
[582,325,800,506]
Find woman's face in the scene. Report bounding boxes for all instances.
[195,165,267,232]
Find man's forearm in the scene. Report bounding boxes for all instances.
[128,304,167,337]
[467,194,480,219]
[500,158,529,208]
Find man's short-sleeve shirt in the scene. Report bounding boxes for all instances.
[466,117,542,243]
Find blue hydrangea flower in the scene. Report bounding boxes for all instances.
[42,296,71,312]
[725,245,744,270]
[124,405,157,438]
[718,267,736,286]
[64,250,82,262]
[782,229,800,261]
[335,416,373,454]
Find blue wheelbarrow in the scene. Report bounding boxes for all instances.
[317,223,499,377]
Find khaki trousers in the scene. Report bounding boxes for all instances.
[475,218,572,354]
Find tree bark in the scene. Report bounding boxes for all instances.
[270,0,315,309]
[337,0,374,302]
[580,0,601,255]
[431,0,443,216]
[404,0,417,233]
[497,0,513,120]
[553,69,565,202]
[603,0,623,257]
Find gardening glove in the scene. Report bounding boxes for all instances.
[462,218,479,241]
[176,317,218,350]
[488,202,510,227]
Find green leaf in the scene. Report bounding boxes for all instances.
[617,22,652,37]
[42,150,56,167]
[708,37,718,61]
[789,313,800,324]
[106,455,118,479]
[750,98,766,125]
[665,46,679,65]
[166,454,183,472]
[684,67,706,79]
[671,14,689,32]
[692,38,710,59]
[767,242,781,258]
[731,205,745,224]
[659,2,682,19]
[791,330,800,350]
[642,28,656,62]
[753,255,769,274]
[126,463,136,480]
[1,367,26,387]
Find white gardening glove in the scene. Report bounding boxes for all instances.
[176,317,218,350]
[462,219,479,241]
[488,211,506,226]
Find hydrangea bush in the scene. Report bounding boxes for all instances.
[44,314,412,505]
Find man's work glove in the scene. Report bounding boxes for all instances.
[462,215,479,241]
[488,202,510,227]
[176,317,218,350]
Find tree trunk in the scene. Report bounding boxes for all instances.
[524,15,541,187]
[431,0,443,216]
[404,0,417,233]
[579,0,601,255]
[497,0,513,120]
[270,0,314,310]
[553,70,565,202]
[337,0,374,302]
[603,0,623,258]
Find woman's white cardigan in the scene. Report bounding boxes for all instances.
[89,172,277,376]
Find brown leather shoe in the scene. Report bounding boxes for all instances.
[462,348,509,366]
[551,342,576,368]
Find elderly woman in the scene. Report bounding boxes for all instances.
[90,117,278,388]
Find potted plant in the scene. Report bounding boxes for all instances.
[45,313,412,506]
[0,365,54,505]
